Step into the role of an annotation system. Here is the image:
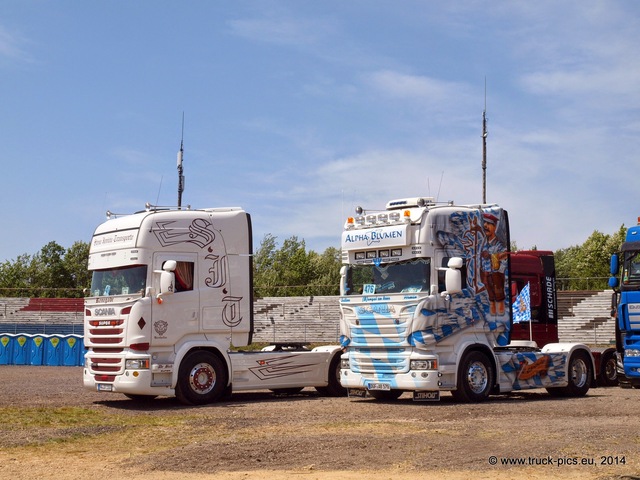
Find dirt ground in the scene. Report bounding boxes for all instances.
[0,366,638,480]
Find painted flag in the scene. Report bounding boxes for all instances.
[513,282,531,324]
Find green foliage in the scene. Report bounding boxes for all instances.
[0,224,626,298]
[0,241,90,297]
[555,225,626,290]
[253,234,340,297]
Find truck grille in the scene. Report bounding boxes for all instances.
[349,347,410,374]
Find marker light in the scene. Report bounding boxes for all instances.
[404,210,411,222]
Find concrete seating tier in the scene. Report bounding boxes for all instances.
[0,291,616,345]
[556,290,615,346]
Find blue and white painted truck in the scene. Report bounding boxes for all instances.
[83,205,345,405]
[338,197,596,402]
[609,219,640,388]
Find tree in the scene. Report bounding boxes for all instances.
[64,241,91,291]
[0,241,90,297]
[555,225,626,290]
[252,235,341,297]
[308,247,341,295]
[0,253,33,296]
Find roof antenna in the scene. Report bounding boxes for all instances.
[436,171,444,203]
[177,113,185,209]
[482,78,488,204]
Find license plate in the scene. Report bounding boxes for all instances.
[413,390,440,401]
[97,383,113,392]
[366,382,391,391]
[347,388,367,398]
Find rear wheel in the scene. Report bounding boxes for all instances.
[451,351,494,403]
[175,351,227,405]
[546,350,592,397]
[315,352,347,397]
[598,350,618,387]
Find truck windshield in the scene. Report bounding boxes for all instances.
[89,265,148,297]
[621,250,640,290]
[345,258,430,295]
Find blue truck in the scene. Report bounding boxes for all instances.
[609,220,640,388]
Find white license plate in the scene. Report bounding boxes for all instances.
[413,391,440,401]
[97,383,113,392]
[366,382,391,391]
[347,388,367,398]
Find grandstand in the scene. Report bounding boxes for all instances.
[0,291,616,345]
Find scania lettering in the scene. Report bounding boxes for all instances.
[83,205,345,405]
[339,196,596,402]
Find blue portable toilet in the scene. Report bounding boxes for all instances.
[29,335,46,366]
[44,336,63,366]
[62,335,83,366]
[0,335,14,365]
[12,335,29,365]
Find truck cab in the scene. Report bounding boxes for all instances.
[339,197,595,402]
[609,222,640,388]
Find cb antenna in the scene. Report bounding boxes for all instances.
[482,78,488,204]
[177,113,185,209]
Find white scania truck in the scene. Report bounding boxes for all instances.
[338,197,595,402]
[83,205,344,405]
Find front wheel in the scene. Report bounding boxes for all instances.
[451,351,494,403]
[175,351,228,405]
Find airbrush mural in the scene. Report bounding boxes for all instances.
[410,206,511,348]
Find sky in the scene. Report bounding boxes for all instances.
[1,1,640,263]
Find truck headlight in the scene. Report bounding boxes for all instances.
[625,349,640,357]
[125,359,150,369]
[410,359,438,370]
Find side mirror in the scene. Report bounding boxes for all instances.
[339,266,347,296]
[444,257,463,295]
[609,254,620,289]
[610,254,619,276]
[156,260,176,303]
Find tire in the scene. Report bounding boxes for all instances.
[315,353,347,397]
[546,350,592,397]
[451,350,494,403]
[598,350,618,387]
[175,351,228,405]
[369,389,403,401]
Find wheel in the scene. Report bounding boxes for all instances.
[546,350,592,397]
[598,350,618,387]
[369,389,403,401]
[175,351,228,405]
[451,350,494,403]
[315,352,347,397]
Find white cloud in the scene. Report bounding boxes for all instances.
[0,25,31,64]
[367,70,474,106]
